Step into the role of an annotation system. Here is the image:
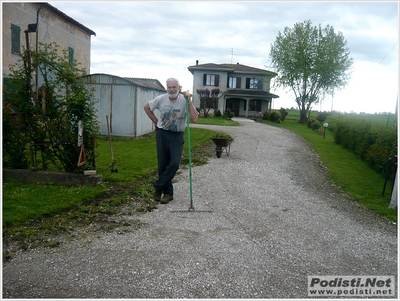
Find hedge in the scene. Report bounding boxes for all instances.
[333,117,397,174]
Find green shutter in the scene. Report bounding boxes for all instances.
[11,24,21,54]
[68,47,74,66]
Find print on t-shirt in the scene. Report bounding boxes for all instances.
[161,105,181,132]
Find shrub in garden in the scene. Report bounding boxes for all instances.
[312,121,321,130]
[214,109,222,117]
[262,111,271,120]
[270,111,281,122]
[364,126,397,173]
[333,117,397,174]
[335,118,374,157]
[279,107,289,121]
[307,118,315,128]
[316,112,330,123]
[224,109,234,119]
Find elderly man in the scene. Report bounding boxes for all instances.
[143,78,198,204]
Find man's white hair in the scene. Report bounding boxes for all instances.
[166,78,180,87]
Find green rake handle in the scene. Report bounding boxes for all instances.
[185,96,194,210]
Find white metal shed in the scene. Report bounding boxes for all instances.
[84,74,165,137]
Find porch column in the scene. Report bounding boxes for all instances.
[245,98,249,118]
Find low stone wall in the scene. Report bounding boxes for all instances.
[3,169,102,186]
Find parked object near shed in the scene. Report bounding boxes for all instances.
[83,74,166,138]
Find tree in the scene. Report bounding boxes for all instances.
[269,20,353,123]
[196,88,221,118]
[3,42,99,172]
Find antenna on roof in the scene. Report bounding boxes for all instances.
[230,48,238,64]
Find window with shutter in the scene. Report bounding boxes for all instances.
[204,74,219,86]
[246,78,260,89]
[68,47,74,67]
[11,24,21,54]
[228,77,241,88]
[228,77,236,88]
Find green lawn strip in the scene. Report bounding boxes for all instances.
[196,116,239,126]
[263,118,396,222]
[2,181,107,227]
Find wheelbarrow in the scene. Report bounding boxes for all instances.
[211,137,233,158]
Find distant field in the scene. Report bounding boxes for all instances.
[283,110,396,127]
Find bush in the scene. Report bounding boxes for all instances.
[307,118,316,128]
[224,109,234,119]
[316,112,330,123]
[333,117,397,174]
[312,121,321,130]
[214,109,222,117]
[262,111,270,120]
[279,107,288,121]
[270,111,281,122]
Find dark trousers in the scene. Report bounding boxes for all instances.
[154,129,184,195]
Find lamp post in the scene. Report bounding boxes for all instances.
[323,122,329,138]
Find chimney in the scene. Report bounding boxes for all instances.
[196,60,199,65]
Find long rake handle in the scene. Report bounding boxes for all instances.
[185,97,194,210]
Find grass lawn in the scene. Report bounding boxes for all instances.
[2,181,107,227]
[196,115,239,126]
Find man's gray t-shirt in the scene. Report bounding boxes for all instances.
[149,94,187,132]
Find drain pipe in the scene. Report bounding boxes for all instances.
[35,4,43,100]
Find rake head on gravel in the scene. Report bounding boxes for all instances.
[169,96,213,213]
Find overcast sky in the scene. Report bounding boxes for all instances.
[49,1,399,114]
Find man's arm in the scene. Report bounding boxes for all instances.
[183,91,198,123]
[143,103,158,130]
[188,100,198,123]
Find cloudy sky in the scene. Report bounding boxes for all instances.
[49,1,398,114]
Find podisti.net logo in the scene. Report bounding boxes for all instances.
[308,276,395,297]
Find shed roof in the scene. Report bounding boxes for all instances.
[125,77,166,91]
[84,74,166,91]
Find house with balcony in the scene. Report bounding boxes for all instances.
[188,61,279,118]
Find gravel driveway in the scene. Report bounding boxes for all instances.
[2,119,397,298]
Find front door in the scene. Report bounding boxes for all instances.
[226,98,240,117]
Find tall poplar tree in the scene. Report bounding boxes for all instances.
[269,20,353,123]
